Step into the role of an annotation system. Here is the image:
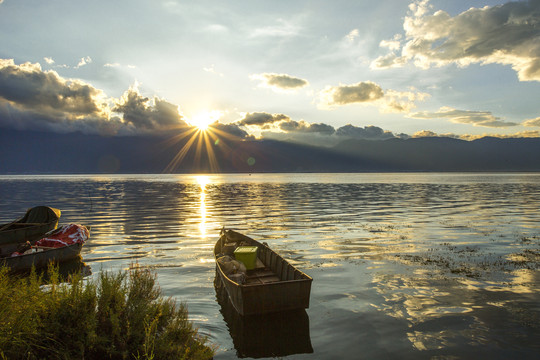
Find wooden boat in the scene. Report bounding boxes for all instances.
[0,206,61,257]
[214,228,312,316]
[0,224,89,272]
[215,274,313,358]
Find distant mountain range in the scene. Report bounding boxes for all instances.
[2,128,540,173]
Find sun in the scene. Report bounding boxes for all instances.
[189,110,221,131]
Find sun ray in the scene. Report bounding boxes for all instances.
[193,130,205,169]
[164,128,200,173]
[202,130,220,172]
[162,117,249,173]
[160,126,197,148]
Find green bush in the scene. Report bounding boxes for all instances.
[0,265,215,360]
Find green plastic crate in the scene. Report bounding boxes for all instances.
[234,246,258,270]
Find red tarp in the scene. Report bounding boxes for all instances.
[35,224,89,248]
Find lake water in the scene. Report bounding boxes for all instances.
[1,173,539,359]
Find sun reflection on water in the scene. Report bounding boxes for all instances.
[196,175,210,238]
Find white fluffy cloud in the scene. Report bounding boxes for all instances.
[319,81,384,106]
[75,56,92,69]
[373,0,540,81]
[410,107,519,128]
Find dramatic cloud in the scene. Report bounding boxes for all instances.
[318,81,428,113]
[373,0,540,81]
[237,112,290,128]
[238,112,334,136]
[335,124,395,140]
[0,59,189,135]
[0,59,109,120]
[410,107,519,128]
[251,73,309,92]
[112,86,188,131]
[211,122,251,139]
[260,121,403,146]
[279,119,335,135]
[523,117,540,127]
[238,109,405,146]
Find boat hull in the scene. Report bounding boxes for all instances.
[0,242,83,272]
[0,206,61,256]
[214,229,312,316]
[215,273,313,358]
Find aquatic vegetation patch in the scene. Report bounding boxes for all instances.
[0,265,215,360]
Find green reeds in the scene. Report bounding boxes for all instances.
[0,265,215,360]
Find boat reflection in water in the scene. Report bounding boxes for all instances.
[35,256,92,282]
[57,256,92,278]
[215,273,313,358]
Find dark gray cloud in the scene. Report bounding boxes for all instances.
[260,122,399,147]
[237,110,401,144]
[373,0,540,81]
[335,124,395,140]
[113,88,188,131]
[237,112,289,127]
[279,119,335,135]
[0,99,127,135]
[211,121,252,139]
[0,59,107,119]
[0,59,192,135]
[238,112,335,136]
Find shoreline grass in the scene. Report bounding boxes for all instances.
[0,265,215,360]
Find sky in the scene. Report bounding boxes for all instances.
[1,0,540,145]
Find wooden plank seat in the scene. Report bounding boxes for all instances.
[245,267,281,285]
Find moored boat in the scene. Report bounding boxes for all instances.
[0,206,61,257]
[215,274,313,358]
[0,224,89,272]
[214,228,312,316]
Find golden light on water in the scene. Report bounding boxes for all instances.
[196,175,210,238]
